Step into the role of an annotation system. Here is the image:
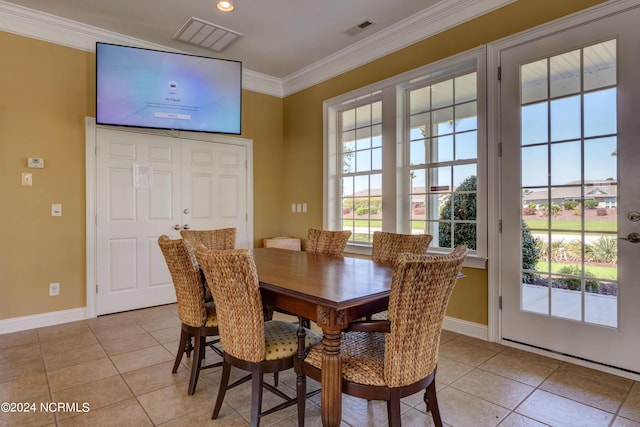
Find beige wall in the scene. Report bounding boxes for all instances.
[0,32,285,320]
[0,0,604,324]
[281,0,605,325]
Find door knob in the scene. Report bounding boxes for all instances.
[620,232,640,243]
[183,224,190,230]
[173,224,181,230]
[183,209,190,214]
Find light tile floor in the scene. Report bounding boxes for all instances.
[1,304,639,426]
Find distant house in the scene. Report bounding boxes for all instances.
[522,180,617,208]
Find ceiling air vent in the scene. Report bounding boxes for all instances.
[345,19,376,36]
[173,17,243,52]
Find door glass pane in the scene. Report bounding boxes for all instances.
[584,40,616,91]
[519,39,618,328]
[521,102,548,145]
[521,59,548,104]
[550,95,581,141]
[550,49,581,98]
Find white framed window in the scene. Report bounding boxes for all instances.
[324,48,487,267]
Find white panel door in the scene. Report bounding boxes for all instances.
[181,141,249,248]
[96,129,250,315]
[96,129,180,315]
[500,6,640,373]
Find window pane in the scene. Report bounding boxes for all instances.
[521,102,548,145]
[522,59,548,104]
[429,166,451,191]
[432,79,453,109]
[342,130,355,152]
[356,104,371,127]
[341,109,355,132]
[550,186,581,230]
[371,147,382,170]
[454,223,476,250]
[372,124,383,147]
[410,139,426,166]
[409,86,430,115]
[371,101,382,125]
[550,49,581,98]
[356,149,371,172]
[356,127,372,150]
[411,168,425,193]
[453,164,476,188]
[454,192,476,220]
[432,107,454,137]
[455,101,477,132]
[584,88,616,138]
[410,112,430,140]
[584,40,616,91]
[455,72,476,103]
[551,96,581,142]
[342,152,355,173]
[428,135,453,163]
[551,141,581,186]
[456,131,477,160]
[522,145,548,187]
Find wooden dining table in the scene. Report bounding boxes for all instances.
[252,247,395,427]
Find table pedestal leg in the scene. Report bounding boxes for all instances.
[317,307,346,427]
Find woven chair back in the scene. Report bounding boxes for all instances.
[180,228,236,251]
[195,247,266,363]
[384,245,467,387]
[306,228,352,256]
[372,231,433,264]
[158,236,207,328]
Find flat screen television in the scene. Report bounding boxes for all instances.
[96,42,241,135]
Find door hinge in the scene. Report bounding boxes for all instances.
[498,142,502,157]
[497,66,501,81]
[498,219,502,233]
[95,284,98,294]
[499,296,502,310]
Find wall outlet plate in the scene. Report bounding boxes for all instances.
[49,282,60,296]
[21,172,33,186]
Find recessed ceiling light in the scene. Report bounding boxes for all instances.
[216,1,235,12]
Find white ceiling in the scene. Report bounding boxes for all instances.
[0,0,514,95]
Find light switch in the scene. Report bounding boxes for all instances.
[296,203,302,213]
[21,173,32,186]
[51,204,62,217]
[302,203,307,213]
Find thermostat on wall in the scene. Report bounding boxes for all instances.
[27,157,45,168]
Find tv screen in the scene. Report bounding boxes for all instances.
[96,42,241,135]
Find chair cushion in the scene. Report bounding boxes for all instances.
[264,320,322,361]
[204,302,218,327]
[305,331,386,386]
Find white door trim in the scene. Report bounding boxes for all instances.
[85,118,254,318]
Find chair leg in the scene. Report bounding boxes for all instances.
[173,329,189,373]
[187,331,205,395]
[250,368,264,427]
[212,360,232,419]
[388,390,402,427]
[425,381,442,427]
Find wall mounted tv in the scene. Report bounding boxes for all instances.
[96,42,241,135]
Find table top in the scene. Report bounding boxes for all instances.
[252,248,394,311]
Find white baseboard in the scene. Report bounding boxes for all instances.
[0,308,88,335]
[442,316,488,340]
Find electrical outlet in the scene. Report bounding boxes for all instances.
[49,282,60,296]
[21,173,32,186]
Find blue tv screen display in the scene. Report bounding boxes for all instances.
[96,43,241,135]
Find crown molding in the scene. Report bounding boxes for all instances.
[0,0,283,97]
[0,0,514,98]
[281,0,515,96]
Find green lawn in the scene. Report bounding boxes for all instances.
[535,261,617,280]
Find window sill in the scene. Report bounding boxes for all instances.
[345,243,487,269]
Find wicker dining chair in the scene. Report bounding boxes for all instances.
[305,228,351,256]
[372,231,433,265]
[180,228,236,302]
[180,227,236,251]
[369,231,433,320]
[298,246,468,427]
[195,247,322,427]
[157,235,223,395]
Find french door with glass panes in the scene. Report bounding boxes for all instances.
[500,6,640,373]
